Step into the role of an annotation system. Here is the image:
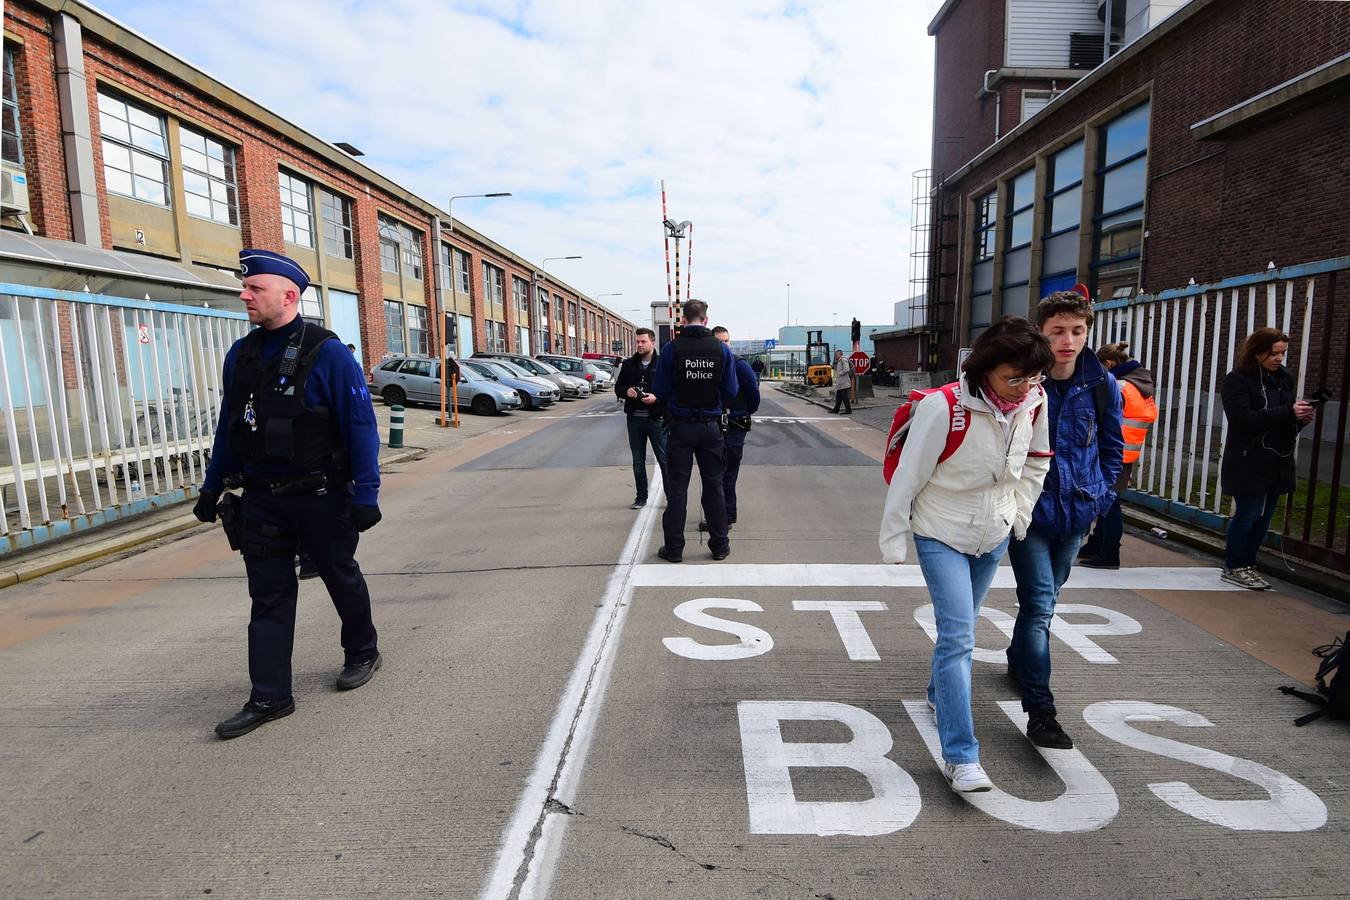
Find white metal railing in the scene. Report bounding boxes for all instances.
[1089,256,1350,563]
[0,283,248,547]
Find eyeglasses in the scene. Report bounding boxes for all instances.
[1003,373,1047,387]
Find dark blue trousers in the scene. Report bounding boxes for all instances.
[722,427,747,523]
[662,420,729,555]
[625,415,668,503]
[241,489,378,702]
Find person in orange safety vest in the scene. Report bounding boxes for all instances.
[1078,342,1158,568]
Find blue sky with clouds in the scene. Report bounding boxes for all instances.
[93,0,937,339]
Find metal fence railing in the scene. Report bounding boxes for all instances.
[1090,256,1350,570]
[0,283,249,553]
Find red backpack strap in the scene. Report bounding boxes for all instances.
[936,382,968,463]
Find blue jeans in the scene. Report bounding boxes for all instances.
[626,415,668,502]
[1225,490,1281,569]
[914,533,1009,765]
[1007,524,1084,715]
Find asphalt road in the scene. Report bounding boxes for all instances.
[1,389,1347,899]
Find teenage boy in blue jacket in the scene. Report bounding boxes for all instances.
[1007,291,1124,749]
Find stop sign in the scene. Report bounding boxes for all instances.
[849,351,871,376]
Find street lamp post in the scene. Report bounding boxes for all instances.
[536,256,580,355]
[438,192,510,428]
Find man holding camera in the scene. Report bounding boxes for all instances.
[615,327,668,509]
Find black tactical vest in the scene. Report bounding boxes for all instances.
[227,322,343,469]
[673,328,723,410]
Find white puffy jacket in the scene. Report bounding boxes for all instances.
[879,377,1052,563]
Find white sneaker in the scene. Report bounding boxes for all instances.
[941,761,993,793]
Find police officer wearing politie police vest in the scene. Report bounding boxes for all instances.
[651,299,739,562]
[194,249,383,740]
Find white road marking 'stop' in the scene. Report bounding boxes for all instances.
[630,564,1243,591]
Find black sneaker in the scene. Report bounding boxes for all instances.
[1079,558,1119,570]
[711,547,730,561]
[656,546,683,563]
[1026,711,1074,749]
[215,697,295,739]
[630,498,646,510]
[336,653,382,691]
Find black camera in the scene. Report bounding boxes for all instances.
[1308,388,1333,407]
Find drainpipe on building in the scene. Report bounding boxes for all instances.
[52,14,102,248]
[980,69,1002,142]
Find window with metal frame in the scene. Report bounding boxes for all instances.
[1000,167,1036,317]
[278,169,315,247]
[398,222,423,280]
[481,261,505,307]
[384,299,405,354]
[1091,102,1149,300]
[178,125,238,225]
[457,249,471,294]
[319,189,354,259]
[378,215,401,275]
[407,304,429,355]
[1041,139,1085,297]
[513,275,530,317]
[969,189,996,341]
[300,286,323,321]
[3,48,24,167]
[97,90,171,206]
[439,244,454,290]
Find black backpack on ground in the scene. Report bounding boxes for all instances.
[1279,631,1350,726]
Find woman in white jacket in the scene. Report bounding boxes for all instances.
[879,317,1054,793]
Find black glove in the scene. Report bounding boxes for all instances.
[350,503,382,532]
[193,488,220,523]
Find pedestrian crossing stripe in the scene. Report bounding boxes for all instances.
[631,563,1243,591]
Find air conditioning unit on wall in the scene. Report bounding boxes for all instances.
[1,164,31,217]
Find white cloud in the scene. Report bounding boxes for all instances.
[96,0,936,339]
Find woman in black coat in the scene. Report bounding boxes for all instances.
[1219,327,1315,589]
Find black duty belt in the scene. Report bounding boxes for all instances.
[243,471,329,496]
[671,412,722,422]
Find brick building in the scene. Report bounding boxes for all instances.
[1,0,636,374]
[918,0,1349,368]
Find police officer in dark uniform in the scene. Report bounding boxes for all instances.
[651,299,739,562]
[703,326,759,530]
[194,249,383,739]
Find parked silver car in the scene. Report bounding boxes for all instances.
[461,358,559,410]
[473,351,586,398]
[371,355,521,414]
[537,354,604,393]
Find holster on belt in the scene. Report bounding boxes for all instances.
[217,492,243,552]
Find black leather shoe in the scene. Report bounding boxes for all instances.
[297,555,320,580]
[336,653,382,691]
[1079,558,1120,570]
[697,520,732,532]
[215,697,295,739]
[1026,711,1074,749]
[656,546,682,563]
[711,547,730,561]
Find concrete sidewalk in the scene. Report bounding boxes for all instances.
[0,394,608,588]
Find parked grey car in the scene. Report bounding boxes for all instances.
[473,351,586,398]
[537,354,603,393]
[460,358,559,410]
[371,355,521,414]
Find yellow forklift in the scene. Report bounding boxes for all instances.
[804,330,833,386]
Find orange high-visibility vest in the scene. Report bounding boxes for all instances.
[1120,379,1158,464]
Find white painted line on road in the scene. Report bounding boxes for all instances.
[481,468,664,900]
[630,564,1245,592]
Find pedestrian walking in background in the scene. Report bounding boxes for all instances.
[751,358,765,376]
[614,327,668,509]
[1219,327,1315,590]
[1007,291,1123,750]
[652,300,739,562]
[1079,342,1158,569]
[830,349,853,414]
[880,317,1053,793]
[702,327,760,531]
[194,249,383,740]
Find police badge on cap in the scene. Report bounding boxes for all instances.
[239,249,311,293]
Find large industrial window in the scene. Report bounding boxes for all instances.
[319,189,353,259]
[299,286,323,321]
[378,215,401,275]
[2,48,23,167]
[1092,102,1150,301]
[457,249,471,294]
[398,222,423,280]
[439,244,454,290]
[179,126,238,225]
[97,91,170,206]
[407,304,429,355]
[278,170,314,247]
[384,300,406,354]
[1041,139,1085,297]
[969,190,996,342]
[513,276,530,319]
[482,261,505,306]
[1000,167,1036,317]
